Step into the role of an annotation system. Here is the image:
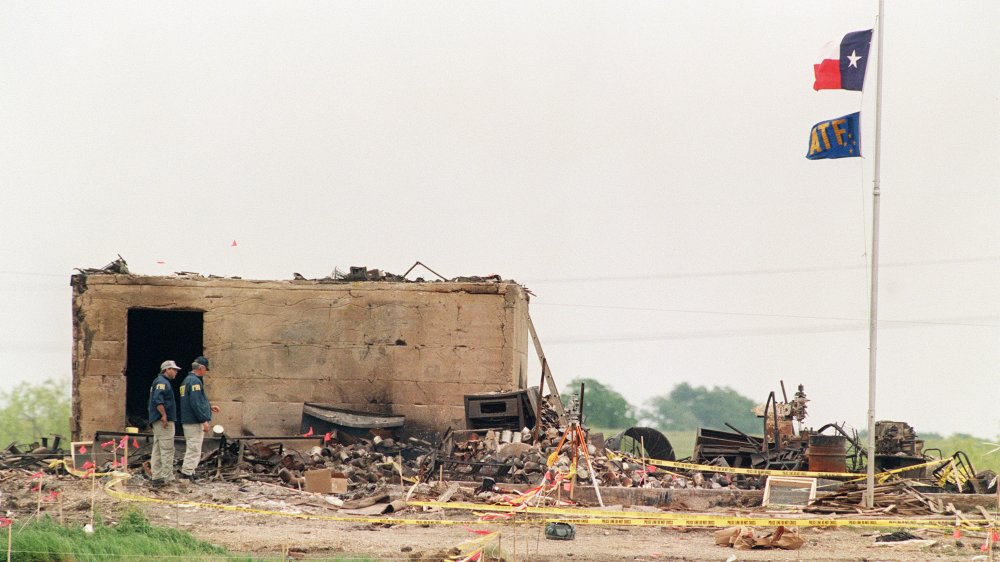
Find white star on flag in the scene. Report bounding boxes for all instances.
[846,50,862,68]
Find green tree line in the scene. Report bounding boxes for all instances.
[0,378,71,446]
[561,377,761,434]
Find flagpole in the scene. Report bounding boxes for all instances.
[865,0,885,510]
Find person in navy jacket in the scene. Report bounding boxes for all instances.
[147,360,180,486]
[179,356,220,481]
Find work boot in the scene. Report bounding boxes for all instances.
[150,478,166,488]
[180,472,199,483]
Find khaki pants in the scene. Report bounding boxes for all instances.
[181,423,205,475]
[150,421,175,481]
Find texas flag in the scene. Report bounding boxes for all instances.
[813,29,873,91]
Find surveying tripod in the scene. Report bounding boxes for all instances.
[548,396,604,507]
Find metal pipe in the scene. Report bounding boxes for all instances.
[866,0,886,510]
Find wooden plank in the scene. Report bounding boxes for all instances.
[526,314,565,417]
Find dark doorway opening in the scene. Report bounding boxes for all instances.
[125,309,204,433]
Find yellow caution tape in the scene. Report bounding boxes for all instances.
[100,474,489,526]
[105,486,481,525]
[97,471,987,531]
[410,501,988,529]
[609,451,951,480]
[845,458,953,483]
[606,451,853,478]
[549,516,987,530]
[104,481,988,530]
[47,459,119,478]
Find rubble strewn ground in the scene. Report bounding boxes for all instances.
[3,389,998,561]
[2,467,998,561]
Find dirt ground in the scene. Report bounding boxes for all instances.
[2,471,995,561]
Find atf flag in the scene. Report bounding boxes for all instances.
[806,112,861,160]
[813,30,873,91]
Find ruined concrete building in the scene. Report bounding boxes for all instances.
[71,268,530,440]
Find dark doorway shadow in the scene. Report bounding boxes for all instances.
[126,309,204,435]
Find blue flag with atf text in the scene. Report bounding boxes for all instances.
[806,112,861,159]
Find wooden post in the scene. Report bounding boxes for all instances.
[512,512,517,562]
[526,315,565,417]
[89,472,97,528]
[536,521,543,558]
[640,436,647,485]
[532,359,547,444]
[569,424,577,500]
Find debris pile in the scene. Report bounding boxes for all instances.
[714,526,805,551]
[0,437,68,470]
[804,480,948,516]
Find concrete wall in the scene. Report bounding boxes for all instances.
[71,274,530,439]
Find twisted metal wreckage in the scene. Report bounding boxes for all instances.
[2,380,994,513]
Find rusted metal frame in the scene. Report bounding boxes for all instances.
[401,261,448,281]
[761,392,775,457]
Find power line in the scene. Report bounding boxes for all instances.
[532,302,1000,328]
[528,255,1000,283]
[0,270,67,278]
[543,316,1000,344]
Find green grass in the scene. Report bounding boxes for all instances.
[922,434,1000,475]
[10,510,249,562]
[7,510,375,562]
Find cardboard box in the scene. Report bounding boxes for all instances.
[330,472,348,494]
[303,469,348,494]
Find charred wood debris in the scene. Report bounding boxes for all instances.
[1,382,995,510]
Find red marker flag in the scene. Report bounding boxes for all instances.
[78,445,87,454]
[302,426,314,437]
[118,436,129,449]
[323,432,332,444]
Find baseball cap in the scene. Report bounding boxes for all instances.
[160,360,181,371]
[193,356,210,371]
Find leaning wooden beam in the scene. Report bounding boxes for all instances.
[526,313,565,417]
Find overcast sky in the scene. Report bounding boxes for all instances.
[2,2,997,439]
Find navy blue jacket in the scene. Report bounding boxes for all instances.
[179,372,213,424]
[147,373,177,423]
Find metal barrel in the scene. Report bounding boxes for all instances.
[605,427,676,462]
[807,434,847,473]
